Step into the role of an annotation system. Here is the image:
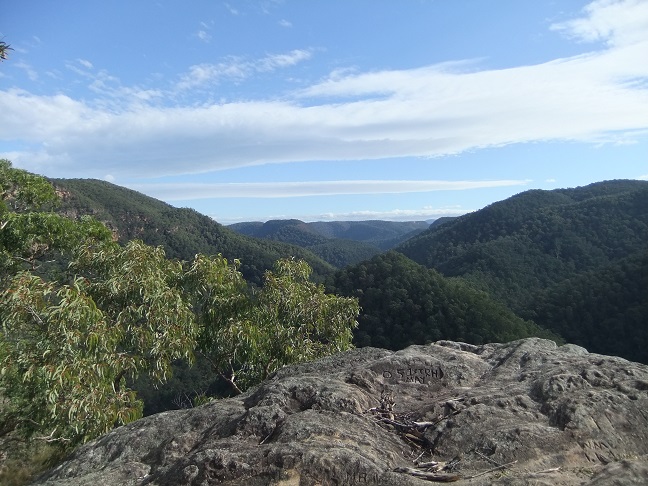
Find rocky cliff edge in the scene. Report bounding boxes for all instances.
[33,338,648,485]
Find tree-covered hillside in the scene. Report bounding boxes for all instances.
[48,177,648,365]
[228,219,382,268]
[328,251,559,350]
[395,180,648,363]
[397,180,648,312]
[51,179,334,284]
[529,249,648,363]
[307,220,430,249]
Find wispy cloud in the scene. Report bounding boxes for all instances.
[223,3,239,15]
[258,50,312,71]
[127,179,530,200]
[175,49,312,91]
[216,206,471,224]
[77,59,93,69]
[308,207,471,222]
[14,61,38,81]
[196,30,212,43]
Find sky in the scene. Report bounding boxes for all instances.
[1,0,647,224]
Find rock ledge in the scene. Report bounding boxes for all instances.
[34,338,648,485]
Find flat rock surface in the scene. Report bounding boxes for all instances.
[33,338,648,485]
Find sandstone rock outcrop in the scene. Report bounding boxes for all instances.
[34,338,648,485]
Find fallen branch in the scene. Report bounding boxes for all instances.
[467,460,518,479]
[394,466,461,482]
[531,467,561,474]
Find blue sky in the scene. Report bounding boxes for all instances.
[1,0,647,223]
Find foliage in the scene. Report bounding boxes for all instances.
[1,163,360,452]
[307,239,380,268]
[529,250,648,363]
[329,252,558,350]
[189,256,359,394]
[1,240,201,446]
[1,273,142,444]
[1,160,111,279]
[73,240,197,384]
[0,41,12,61]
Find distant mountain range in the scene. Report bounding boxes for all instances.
[228,219,431,267]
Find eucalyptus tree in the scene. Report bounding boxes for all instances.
[0,160,359,445]
[189,256,359,394]
[0,161,197,443]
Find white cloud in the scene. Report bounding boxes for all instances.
[175,61,247,90]
[77,59,93,69]
[258,49,312,71]
[309,207,471,222]
[127,179,530,201]
[224,3,239,15]
[551,0,648,47]
[196,30,212,43]
[638,174,648,180]
[279,19,292,28]
[1,1,647,180]
[15,61,38,81]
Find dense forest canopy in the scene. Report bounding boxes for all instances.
[398,181,648,307]
[328,251,560,349]
[395,180,648,362]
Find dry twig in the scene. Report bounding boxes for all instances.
[467,460,518,479]
[394,466,461,482]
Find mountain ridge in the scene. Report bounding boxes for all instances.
[50,178,335,284]
[227,218,431,267]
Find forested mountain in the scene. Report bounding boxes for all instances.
[395,180,648,362]
[328,251,559,349]
[228,219,433,268]
[50,179,334,284]
[397,180,648,311]
[228,219,382,267]
[307,220,430,249]
[231,219,429,247]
